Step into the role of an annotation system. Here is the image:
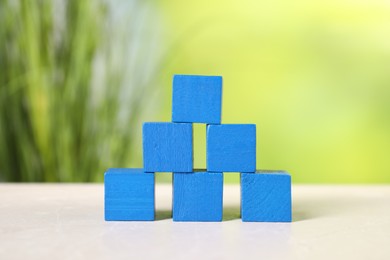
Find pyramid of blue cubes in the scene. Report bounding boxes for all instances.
[104,75,292,222]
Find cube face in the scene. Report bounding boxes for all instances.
[143,122,193,172]
[241,171,292,222]
[104,168,155,221]
[207,124,256,172]
[173,172,223,222]
[172,75,222,124]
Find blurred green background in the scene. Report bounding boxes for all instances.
[1,0,389,183]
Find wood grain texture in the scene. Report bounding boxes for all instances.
[207,124,256,172]
[143,122,193,172]
[172,75,222,124]
[241,171,291,222]
[104,168,155,221]
[173,172,223,222]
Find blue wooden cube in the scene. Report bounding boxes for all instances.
[104,168,155,221]
[207,124,256,172]
[241,171,292,222]
[172,75,222,124]
[143,122,193,172]
[173,171,223,222]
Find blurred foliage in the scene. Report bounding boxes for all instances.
[0,0,161,182]
[158,0,390,183]
[2,0,390,183]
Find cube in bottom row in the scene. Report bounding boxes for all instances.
[241,171,292,222]
[104,169,291,222]
[105,168,155,221]
[173,172,223,222]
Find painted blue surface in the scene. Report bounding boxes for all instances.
[172,75,222,124]
[207,124,256,172]
[104,74,292,223]
[143,122,193,172]
[241,171,292,222]
[104,168,155,221]
[173,171,223,222]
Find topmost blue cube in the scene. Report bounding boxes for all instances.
[172,75,222,124]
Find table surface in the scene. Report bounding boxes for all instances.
[1,184,389,260]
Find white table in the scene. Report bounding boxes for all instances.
[1,184,389,260]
